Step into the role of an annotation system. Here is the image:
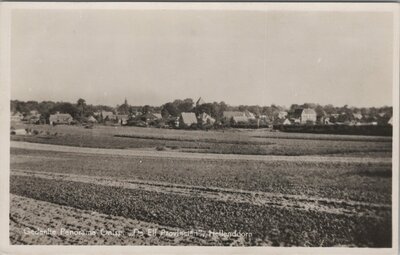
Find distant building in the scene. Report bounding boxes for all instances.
[232,116,250,124]
[283,118,292,125]
[101,111,116,121]
[277,111,288,119]
[388,117,393,126]
[353,112,363,120]
[49,112,73,125]
[244,110,256,120]
[116,115,129,125]
[198,112,215,125]
[153,113,163,119]
[87,116,97,123]
[293,108,317,124]
[11,112,24,122]
[223,111,245,119]
[180,112,198,127]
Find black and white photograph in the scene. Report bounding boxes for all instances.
[0,2,398,254]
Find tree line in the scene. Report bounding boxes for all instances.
[11,99,392,124]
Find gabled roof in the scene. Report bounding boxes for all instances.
[87,116,97,122]
[233,116,249,123]
[49,113,73,122]
[244,110,256,119]
[116,114,129,120]
[153,113,162,119]
[294,108,316,117]
[181,112,197,125]
[223,111,245,118]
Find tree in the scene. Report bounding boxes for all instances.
[76,98,86,119]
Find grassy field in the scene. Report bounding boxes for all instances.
[10,124,392,156]
[9,124,393,246]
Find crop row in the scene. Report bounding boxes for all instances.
[10,175,391,247]
[11,148,392,204]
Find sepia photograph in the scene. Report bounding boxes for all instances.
[0,2,398,254]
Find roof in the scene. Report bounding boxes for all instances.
[12,112,23,117]
[244,110,256,119]
[49,113,73,122]
[233,116,249,123]
[353,113,363,119]
[196,97,206,106]
[223,111,245,119]
[153,113,162,119]
[294,108,316,117]
[101,111,114,117]
[87,116,97,122]
[141,112,158,120]
[181,112,198,125]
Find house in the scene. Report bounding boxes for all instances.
[11,128,29,135]
[293,108,317,124]
[49,112,73,125]
[244,110,256,120]
[283,118,292,125]
[232,116,250,124]
[180,112,198,127]
[353,112,363,120]
[101,111,117,121]
[140,112,159,123]
[87,116,97,123]
[223,111,245,119]
[116,115,129,125]
[198,112,215,125]
[277,111,288,119]
[196,97,206,106]
[153,113,163,119]
[11,112,23,122]
[388,117,393,126]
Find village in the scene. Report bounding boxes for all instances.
[10,97,393,135]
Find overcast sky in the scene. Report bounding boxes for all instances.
[11,9,394,107]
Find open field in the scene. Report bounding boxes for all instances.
[10,126,392,247]
[10,124,392,157]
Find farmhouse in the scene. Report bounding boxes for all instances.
[244,110,256,120]
[101,111,117,121]
[49,112,73,125]
[87,116,97,123]
[140,112,159,123]
[11,112,23,122]
[180,112,198,127]
[116,115,129,125]
[223,111,245,119]
[198,112,215,125]
[353,112,363,120]
[153,113,163,119]
[293,108,317,124]
[277,111,288,119]
[233,116,250,124]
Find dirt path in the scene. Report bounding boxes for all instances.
[10,194,251,245]
[10,141,392,164]
[12,170,390,219]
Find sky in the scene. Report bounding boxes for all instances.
[11,8,394,107]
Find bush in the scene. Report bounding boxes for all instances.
[156,146,166,151]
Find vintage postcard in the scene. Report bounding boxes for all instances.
[0,2,398,255]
